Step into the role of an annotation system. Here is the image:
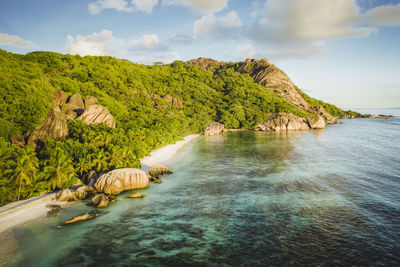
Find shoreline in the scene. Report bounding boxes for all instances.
[0,134,200,266]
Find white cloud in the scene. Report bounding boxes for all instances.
[358,3,400,26]
[88,0,158,15]
[130,34,160,49]
[194,10,242,38]
[219,11,242,28]
[170,34,193,44]
[162,0,227,13]
[65,30,123,57]
[236,44,255,59]
[0,33,34,48]
[131,0,158,14]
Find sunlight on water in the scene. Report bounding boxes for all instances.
[8,118,400,266]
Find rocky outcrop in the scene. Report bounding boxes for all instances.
[74,186,96,200]
[307,114,326,129]
[83,96,98,108]
[94,168,150,195]
[63,212,100,225]
[205,121,225,136]
[28,107,68,147]
[148,164,173,178]
[77,104,116,128]
[89,194,109,208]
[55,189,75,201]
[51,90,69,106]
[186,58,309,110]
[185,57,225,71]
[67,94,85,111]
[312,105,339,124]
[162,95,183,109]
[128,192,145,198]
[262,113,309,131]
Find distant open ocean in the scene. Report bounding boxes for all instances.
[8,115,400,266]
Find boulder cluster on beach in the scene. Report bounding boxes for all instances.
[52,164,172,224]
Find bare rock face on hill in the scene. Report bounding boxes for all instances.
[51,90,69,106]
[28,107,68,147]
[83,96,98,108]
[313,105,339,124]
[308,114,326,129]
[94,168,149,195]
[262,113,310,131]
[205,121,225,136]
[77,104,116,128]
[185,58,309,110]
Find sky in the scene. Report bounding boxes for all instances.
[0,0,399,109]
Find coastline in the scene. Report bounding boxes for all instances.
[0,134,200,266]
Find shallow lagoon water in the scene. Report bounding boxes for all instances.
[8,118,400,266]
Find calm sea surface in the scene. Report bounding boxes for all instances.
[8,117,400,266]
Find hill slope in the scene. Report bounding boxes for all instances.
[0,49,360,204]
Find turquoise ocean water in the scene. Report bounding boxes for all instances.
[8,116,400,266]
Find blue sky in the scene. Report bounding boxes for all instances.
[1,0,399,109]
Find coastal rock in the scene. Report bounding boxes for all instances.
[77,104,116,128]
[74,186,96,200]
[89,194,109,208]
[128,192,145,198]
[307,114,326,129]
[152,178,162,184]
[55,189,75,202]
[254,124,266,131]
[148,164,172,178]
[63,212,99,225]
[312,105,339,124]
[205,121,225,136]
[46,204,61,210]
[27,107,68,147]
[262,113,309,131]
[51,90,69,106]
[83,96,98,108]
[94,168,149,195]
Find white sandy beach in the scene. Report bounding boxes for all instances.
[0,134,200,266]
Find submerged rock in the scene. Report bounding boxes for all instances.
[55,189,75,202]
[128,192,145,198]
[263,113,309,131]
[205,121,225,136]
[89,194,109,208]
[27,107,68,147]
[94,168,149,195]
[148,164,172,178]
[63,212,100,225]
[46,204,61,210]
[77,104,116,128]
[307,114,326,129]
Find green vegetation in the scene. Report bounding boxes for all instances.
[295,86,363,118]
[0,49,352,205]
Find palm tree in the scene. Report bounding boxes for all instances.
[42,148,76,190]
[5,146,38,200]
[90,149,110,173]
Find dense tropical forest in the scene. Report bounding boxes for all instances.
[0,49,359,205]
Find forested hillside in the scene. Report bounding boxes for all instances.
[0,49,358,204]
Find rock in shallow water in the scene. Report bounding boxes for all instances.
[94,168,149,195]
[205,121,225,136]
[128,192,145,198]
[89,194,109,208]
[148,164,172,178]
[63,212,100,225]
[307,114,326,129]
[263,113,309,131]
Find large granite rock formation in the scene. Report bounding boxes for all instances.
[94,168,149,195]
[262,113,309,131]
[89,194,109,208]
[308,114,326,129]
[77,104,116,128]
[74,185,96,200]
[313,105,339,124]
[83,96,98,108]
[55,188,75,201]
[27,107,68,147]
[205,121,225,136]
[186,58,309,110]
